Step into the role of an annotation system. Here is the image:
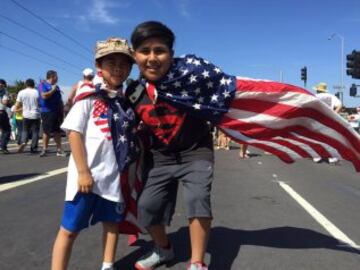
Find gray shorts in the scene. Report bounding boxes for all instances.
[138,159,213,227]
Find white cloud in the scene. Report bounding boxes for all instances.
[73,0,131,26]
[89,0,120,25]
[70,0,132,31]
[177,0,191,19]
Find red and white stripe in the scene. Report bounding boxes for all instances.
[219,78,360,171]
[118,139,147,245]
[93,99,112,140]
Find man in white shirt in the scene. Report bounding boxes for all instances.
[313,82,342,164]
[15,79,41,153]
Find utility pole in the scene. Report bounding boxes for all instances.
[328,33,345,104]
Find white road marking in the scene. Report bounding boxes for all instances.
[0,167,67,192]
[278,180,360,250]
[7,142,69,150]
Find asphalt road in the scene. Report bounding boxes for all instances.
[0,141,359,270]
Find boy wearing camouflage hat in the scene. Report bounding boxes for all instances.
[51,38,138,270]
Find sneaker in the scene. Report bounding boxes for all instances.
[135,245,174,270]
[56,150,68,157]
[329,157,339,165]
[39,150,47,157]
[313,157,322,163]
[0,149,10,154]
[187,262,208,270]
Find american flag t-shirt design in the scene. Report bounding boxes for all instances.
[93,99,112,140]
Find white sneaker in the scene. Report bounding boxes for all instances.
[135,245,174,270]
[313,157,322,163]
[187,262,208,270]
[329,157,339,165]
[56,150,68,157]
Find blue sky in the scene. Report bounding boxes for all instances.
[1,0,360,107]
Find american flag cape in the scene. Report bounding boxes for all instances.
[135,54,360,172]
[75,84,146,244]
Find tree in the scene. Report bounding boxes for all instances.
[7,79,26,95]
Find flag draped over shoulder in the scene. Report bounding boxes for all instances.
[144,54,360,171]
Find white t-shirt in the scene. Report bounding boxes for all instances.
[16,88,40,119]
[61,96,122,202]
[316,92,341,110]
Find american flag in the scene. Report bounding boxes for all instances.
[142,54,360,171]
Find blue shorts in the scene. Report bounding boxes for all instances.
[61,193,125,232]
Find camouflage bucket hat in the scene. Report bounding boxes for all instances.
[95,38,135,62]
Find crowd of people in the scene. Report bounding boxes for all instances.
[1,20,359,270]
[0,71,68,157]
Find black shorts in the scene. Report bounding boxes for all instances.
[41,111,62,134]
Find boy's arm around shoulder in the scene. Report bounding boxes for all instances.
[68,130,94,193]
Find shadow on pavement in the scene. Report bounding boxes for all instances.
[0,173,41,184]
[207,226,360,270]
[115,226,359,269]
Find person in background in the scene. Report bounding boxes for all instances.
[11,93,24,146]
[38,70,67,157]
[66,68,95,108]
[347,107,360,134]
[313,82,342,164]
[239,143,250,159]
[0,79,9,99]
[215,129,230,150]
[15,79,41,153]
[0,91,11,154]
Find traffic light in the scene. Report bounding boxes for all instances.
[350,84,357,96]
[301,66,307,82]
[346,50,360,79]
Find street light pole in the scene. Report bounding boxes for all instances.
[328,33,344,104]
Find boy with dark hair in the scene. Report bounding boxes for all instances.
[129,21,213,270]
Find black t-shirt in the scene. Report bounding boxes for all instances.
[126,82,213,166]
